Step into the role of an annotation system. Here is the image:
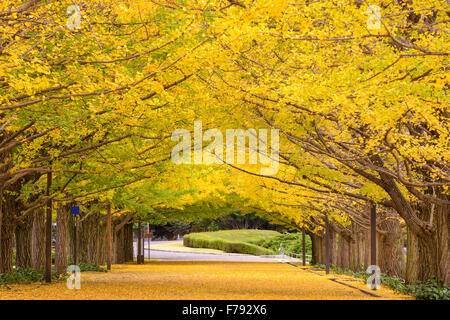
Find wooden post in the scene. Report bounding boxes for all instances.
[73,214,77,266]
[147,223,150,260]
[371,205,377,266]
[325,216,330,275]
[370,204,377,289]
[302,227,306,266]
[106,203,111,270]
[45,171,53,283]
[137,221,142,264]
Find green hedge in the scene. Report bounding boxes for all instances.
[183,231,277,256]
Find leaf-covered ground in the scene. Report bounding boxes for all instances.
[0,261,412,300]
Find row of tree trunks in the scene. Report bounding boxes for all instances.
[1,195,136,274]
[113,221,134,264]
[73,212,108,265]
[54,207,111,269]
[332,221,405,276]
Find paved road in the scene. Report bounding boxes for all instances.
[133,240,287,262]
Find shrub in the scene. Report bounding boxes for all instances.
[409,279,450,300]
[68,262,107,272]
[258,232,312,256]
[0,268,66,287]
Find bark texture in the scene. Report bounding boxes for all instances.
[55,204,69,272]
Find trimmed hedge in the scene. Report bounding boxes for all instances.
[183,231,276,256]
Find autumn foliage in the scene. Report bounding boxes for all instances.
[0,0,448,289]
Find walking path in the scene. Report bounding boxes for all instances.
[0,241,411,300]
[135,240,293,262]
[0,261,411,300]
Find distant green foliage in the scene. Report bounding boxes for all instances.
[190,211,283,233]
[184,229,279,255]
[258,232,312,256]
[312,264,450,300]
[0,268,66,287]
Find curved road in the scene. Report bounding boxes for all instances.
[134,240,289,262]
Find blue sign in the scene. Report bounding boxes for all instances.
[71,206,80,215]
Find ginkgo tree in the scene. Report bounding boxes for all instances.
[176,0,449,284]
[0,0,448,288]
[0,0,208,272]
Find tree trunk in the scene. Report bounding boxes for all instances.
[364,228,371,269]
[319,235,326,265]
[337,233,350,269]
[349,237,358,272]
[15,214,33,268]
[124,223,134,262]
[349,224,359,272]
[88,213,99,264]
[310,234,321,265]
[31,208,45,270]
[97,219,106,265]
[434,203,449,285]
[0,228,13,273]
[405,200,448,285]
[114,227,125,264]
[78,214,92,263]
[0,194,16,273]
[55,204,69,272]
[356,229,366,271]
[67,212,74,263]
[329,228,337,267]
[377,218,405,277]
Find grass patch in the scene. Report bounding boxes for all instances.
[183,229,279,255]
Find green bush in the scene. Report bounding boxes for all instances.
[258,232,312,256]
[0,268,66,287]
[184,230,278,255]
[68,262,107,272]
